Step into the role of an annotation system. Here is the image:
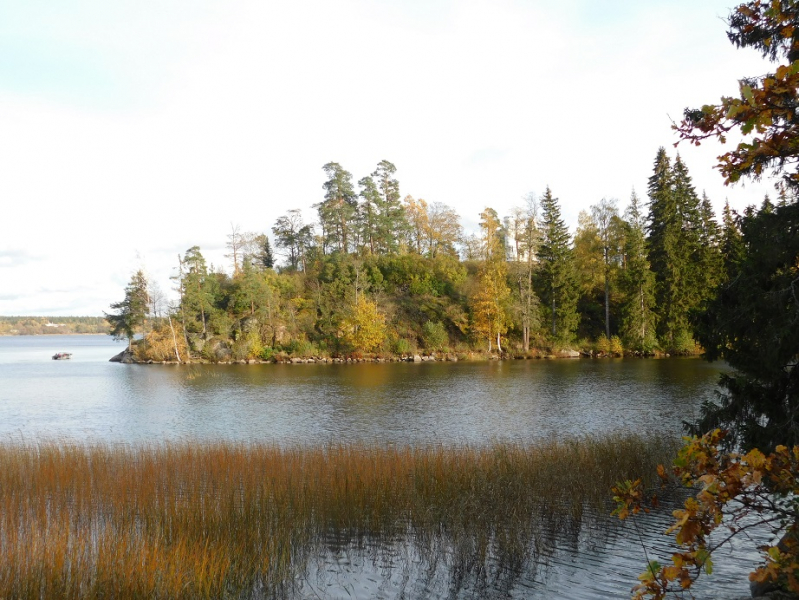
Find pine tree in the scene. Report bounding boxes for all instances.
[316,162,357,254]
[372,160,407,254]
[537,186,579,342]
[175,246,214,337]
[357,176,381,254]
[105,270,150,351]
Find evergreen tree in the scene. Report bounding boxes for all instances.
[647,149,705,351]
[537,186,579,342]
[357,175,381,254]
[696,192,723,300]
[371,160,407,254]
[316,162,357,254]
[106,270,150,350]
[693,200,799,450]
[720,200,745,281]
[619,190,657,352]
[259,236,274,270]
[175,246,214,338]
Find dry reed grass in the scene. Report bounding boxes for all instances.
[0,434,677,598]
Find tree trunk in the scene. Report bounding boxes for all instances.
[640,285,645,345]
[604,272,610,339]
[604,247,611,339]
[167,315,182,363]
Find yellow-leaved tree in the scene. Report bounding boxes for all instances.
[342,296,386,353]
[470,207,511,353]
[470,265,510,353]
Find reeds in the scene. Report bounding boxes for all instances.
[0,434,677,599]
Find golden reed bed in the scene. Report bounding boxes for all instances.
[0,435,676,598]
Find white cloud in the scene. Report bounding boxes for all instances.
[0,0,779,315]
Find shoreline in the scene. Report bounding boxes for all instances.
[111,347,677,365]
[0,332,107,337]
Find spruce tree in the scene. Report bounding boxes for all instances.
[696,192,723,301]
[537,186,579,343]
[647,149,706,352]
[647,148,679,348]
[260,236,275,270]
[720,200,745,282]
[678,0,799,451]
[619,190,657,352]
[693,200,799,450]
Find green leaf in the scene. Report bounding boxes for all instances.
[742,84,755,106]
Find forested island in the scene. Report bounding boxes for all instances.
[108,148,753,364]
[0,316,108,336]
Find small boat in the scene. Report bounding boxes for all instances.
[52,353,72,360]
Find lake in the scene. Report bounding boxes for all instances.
[0,335,760,598]
[0,335,722,445]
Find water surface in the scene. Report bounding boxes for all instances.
[0,335,760,599]
[0,335,722,445]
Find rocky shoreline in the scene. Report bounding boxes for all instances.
[109,348,600,365]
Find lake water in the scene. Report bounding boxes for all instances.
[0,335,762,598]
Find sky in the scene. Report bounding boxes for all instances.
[0,0,780,316]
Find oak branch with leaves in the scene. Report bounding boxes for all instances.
[613,430,799,599]
[676,1,799,189]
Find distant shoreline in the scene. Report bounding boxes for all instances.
[0,333,108,337]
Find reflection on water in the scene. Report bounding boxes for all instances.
[294,498,766,600]
[295,498,764,600]
[0,335,757,598]
[0,336,725,445]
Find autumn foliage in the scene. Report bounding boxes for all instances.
[614,429,799,599]
[677,1,799,189]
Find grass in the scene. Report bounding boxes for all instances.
[0,434,678,599]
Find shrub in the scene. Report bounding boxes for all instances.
[672,330,697,355]
[392,337,416,355]
[134,322,189,362]
[422,321,448,352]
[595,335,610,355]
[281,339,317,358]
[609,335,624,356]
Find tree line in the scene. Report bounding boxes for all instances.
[108,153,747,361]
[0,316,108,336]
